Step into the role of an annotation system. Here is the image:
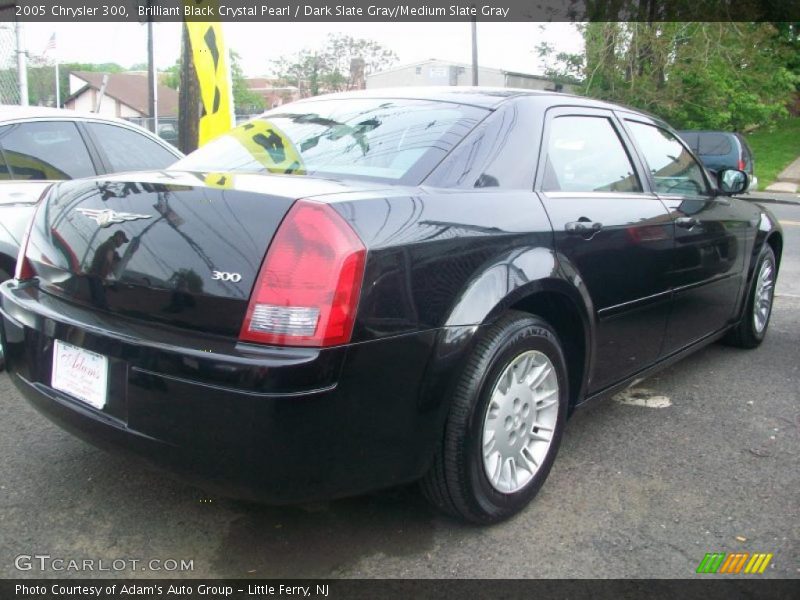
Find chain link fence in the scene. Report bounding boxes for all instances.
[0,13,21,105]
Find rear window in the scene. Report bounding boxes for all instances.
[174,98,488,183]
[677,132,699,152]
[696,133,732,156]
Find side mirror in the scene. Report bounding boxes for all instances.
[717,169,748,196]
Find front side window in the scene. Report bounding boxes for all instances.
[86,123,178,172]
[542,116,641,193]
[0,121,95,180]
[174,98,488,184]
[627,121,710,196]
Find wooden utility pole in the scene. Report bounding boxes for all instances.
[178,23,199,154]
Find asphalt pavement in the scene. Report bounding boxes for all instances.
[0,198,798,579]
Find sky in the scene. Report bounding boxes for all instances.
[19,21,583,78]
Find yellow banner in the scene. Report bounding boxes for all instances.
[227,120,306,175]
[184,2,233,146]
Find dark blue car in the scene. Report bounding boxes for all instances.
[678,130,757,191]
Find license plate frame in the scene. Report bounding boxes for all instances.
[51,339,108,410]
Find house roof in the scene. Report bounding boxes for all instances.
[67,71,179,117]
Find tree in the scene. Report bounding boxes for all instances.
[230,50,264,114]
[271,34,398,97]
[540,21,798,131]
[18,59,126,107]
[164,50,263,115]
[162,59,180,91]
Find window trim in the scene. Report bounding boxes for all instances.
[533,106,650,196]
[619,116,714,198]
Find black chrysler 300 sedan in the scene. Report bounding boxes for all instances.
[0,89,782,523]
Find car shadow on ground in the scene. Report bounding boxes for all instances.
[210,486,438,577]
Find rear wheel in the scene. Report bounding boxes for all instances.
[421,311,569,524]
[725,245,776,349]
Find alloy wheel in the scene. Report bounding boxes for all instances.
[482,350,560,494]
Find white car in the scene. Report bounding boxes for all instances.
[0,107,183,281]
[0,107,183,365]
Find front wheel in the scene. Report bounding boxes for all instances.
[421,311,569,524]
[725,245,777,349]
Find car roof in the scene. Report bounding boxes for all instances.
[286,87,664,121]
[288,86,538,109]
[0,105,139,127]
[0,105,182,156]
[287,86,593,109]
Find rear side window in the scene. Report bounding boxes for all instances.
[542,115,642,193]
[86,123,178,172]
[627,121,710,196]
[0,121,96,180]
[697,133,732,156]
[425,101,541,190]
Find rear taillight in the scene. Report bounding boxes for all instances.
[239,199,366,347]
[737,159,746,171]
[14,186,50,281]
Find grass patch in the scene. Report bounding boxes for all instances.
[745,118,800,190]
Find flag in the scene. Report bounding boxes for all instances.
[43,33,56,56]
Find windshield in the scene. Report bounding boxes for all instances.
[173,98,488,184]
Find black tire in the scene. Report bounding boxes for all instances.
[0,268,9,283]
[421,311,569,524]
[724,245,776,349]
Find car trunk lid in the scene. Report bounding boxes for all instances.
[23,170,376,337]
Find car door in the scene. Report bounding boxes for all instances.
[622,118,749,354]
[535,107,674,393]
[80,122,181,174]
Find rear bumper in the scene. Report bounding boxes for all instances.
[0,281,444,503]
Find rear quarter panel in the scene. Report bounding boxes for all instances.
[331,188,559,342]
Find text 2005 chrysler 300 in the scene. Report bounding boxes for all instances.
[0,89,782,523]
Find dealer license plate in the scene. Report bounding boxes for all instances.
[51,340,108,410]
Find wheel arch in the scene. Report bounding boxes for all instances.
[765,230,783,271]
[735,212,782,324]
[426,248,595,413]
[506,288,590,411]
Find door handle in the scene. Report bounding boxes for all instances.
[675,217,699,229]
[565,220,603,234]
